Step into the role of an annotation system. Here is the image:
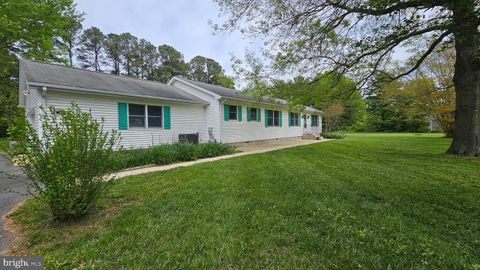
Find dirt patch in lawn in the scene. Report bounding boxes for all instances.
[2,201,26,255]
[3,199,130,256]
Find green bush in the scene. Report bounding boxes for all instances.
[17,104,120,221]
[114,148,152,169]
[7,106,27,155]
[114,142,236,170]
[150,145,176,165]
[198,142,236,158]
[321,132,346,139]
[173,143,199,162]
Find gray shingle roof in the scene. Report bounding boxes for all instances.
[175,77,321,113]
[177,77,278,103]
[20,59,207,104]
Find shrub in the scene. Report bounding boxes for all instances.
[321,132,346,139]
[114,148,152,169]
[173,143,199,161]
[17,104,119,221]
[7,106,27,155]
[150,145,176,165]
[113,142,236,170]
[197,142,236,158]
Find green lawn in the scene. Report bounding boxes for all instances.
[10,133,480,269]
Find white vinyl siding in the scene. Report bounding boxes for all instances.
[302,114,323,134]
[45,89,208,148]
[220,101,303,143]
[171,80,221,142]
[24,87,43,134]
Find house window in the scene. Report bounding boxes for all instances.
[311,115,319,126]
[148,105,162,128]
[228,105,237,120]
[129,104,145,128]
[267,110,280,127]
[250,108,257,121]
[290,113,300,126]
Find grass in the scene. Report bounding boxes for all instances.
[9,133,480,269]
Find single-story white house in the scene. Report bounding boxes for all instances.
[19,59,322,148]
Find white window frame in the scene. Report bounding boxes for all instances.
[128,103,146,129]
[147,105,163,128]
[290,112,300,126]
[127,103,164,129]
[267,109,280,127]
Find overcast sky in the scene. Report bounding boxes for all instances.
[74,0,252,76]
[75,0,408,79]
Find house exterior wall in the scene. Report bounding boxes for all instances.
[302,113,323,134]
[170,80,221,142]
[220,100,304,143]
[45,89,208,148]
[24,87,43,134]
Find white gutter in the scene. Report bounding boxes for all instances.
[26,81,210,105]
[220,96,288,107]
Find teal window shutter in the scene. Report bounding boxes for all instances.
[257,108,261,122]
[265,110,269,127]
[247,107,251,121]
[237,106,242,121]
[164,106,171,129]
[297,113,300,126]
[311,115,314,126]
[288,112,291,127]
[224,104,229,121]
[279,111,283,127]
[118,103,128,130]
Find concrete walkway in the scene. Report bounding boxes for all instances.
[0,138,331,253]
[113,139,331,179]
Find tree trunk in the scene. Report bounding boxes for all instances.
[447,7,480,156]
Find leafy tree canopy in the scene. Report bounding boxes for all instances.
[0,0,83,136]
[213,0,480,155]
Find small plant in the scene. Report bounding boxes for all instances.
[197,142,236,158]
[173,143,199,161]
[150,145,176,165]
[114,148,152,169]
[17,104,119,221]
[321,132,346,139]
[113,142,236,170]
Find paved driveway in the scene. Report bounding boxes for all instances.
[0,153,28,254]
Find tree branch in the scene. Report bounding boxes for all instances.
[325,0,447,16]
[389,30,452,81]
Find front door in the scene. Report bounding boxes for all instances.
[302,115,309,134]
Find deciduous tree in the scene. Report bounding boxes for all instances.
[214,0,480,156]
[0,0,82,136]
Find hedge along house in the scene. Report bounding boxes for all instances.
[168,77,322,143]
[19,59,322,147]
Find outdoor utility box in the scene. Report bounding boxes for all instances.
[178,133,199,144]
